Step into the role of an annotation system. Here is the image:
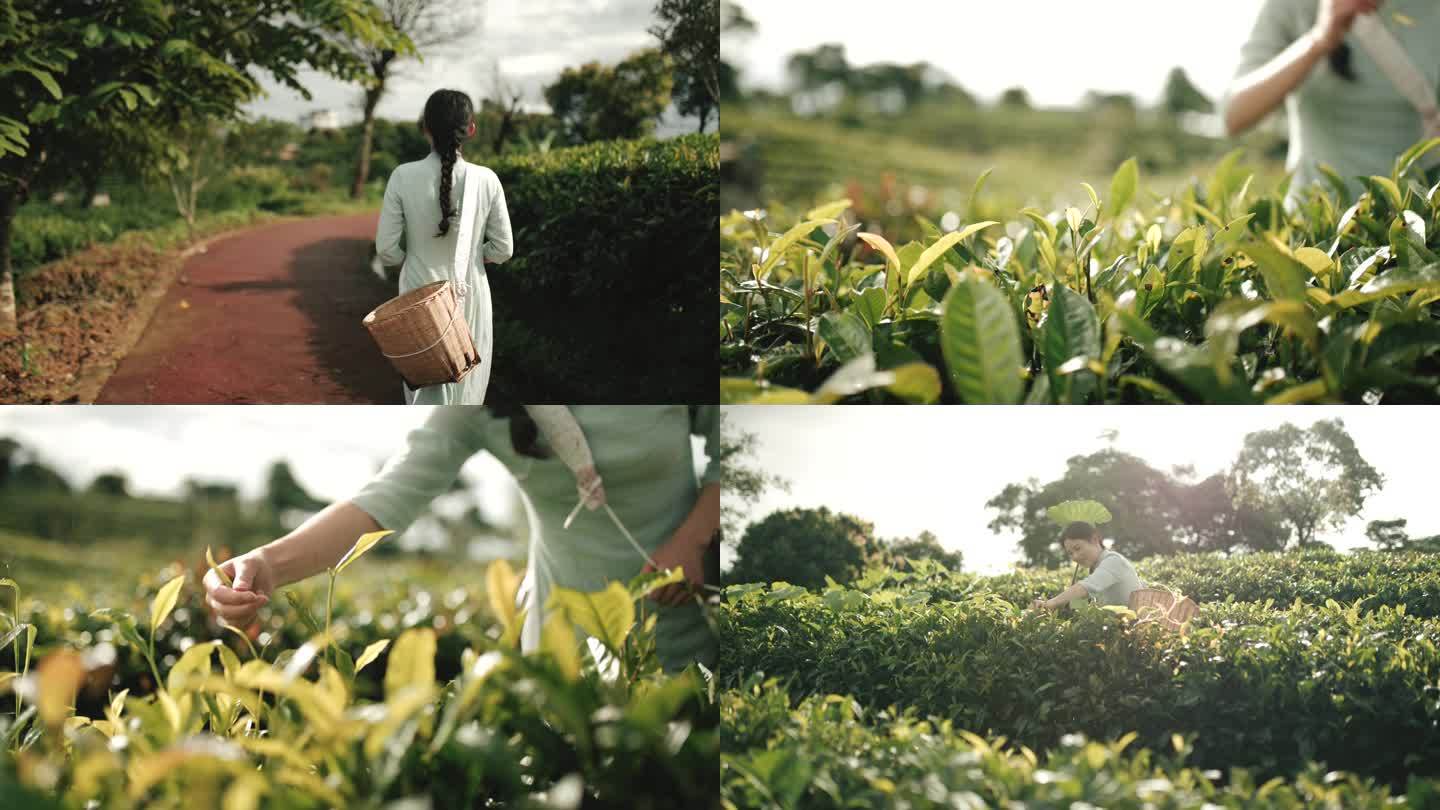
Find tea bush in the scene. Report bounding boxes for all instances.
[721,680,1440,809]
[720,584,1440,787]
[848,547,1440,618]
[1,552,719,808]
[720,139,1440,404]
[486,134,717,402]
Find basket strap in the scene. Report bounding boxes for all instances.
[450,160,483,300]
[380,293,466,359]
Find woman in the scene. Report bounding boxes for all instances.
[202,406,719,674]
[1031,521,1143,612]
[1220,0,1440,204]
[375,89,514,404]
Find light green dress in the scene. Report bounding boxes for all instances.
[1078,550,1144,608]
[1221,0,1440,201]
[350,406,720,673]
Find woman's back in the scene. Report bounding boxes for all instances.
[377,152,512,289]
[1225,0,1440,197]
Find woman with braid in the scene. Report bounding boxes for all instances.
[375,89,514,404]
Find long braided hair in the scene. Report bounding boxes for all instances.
[422,89,475,237]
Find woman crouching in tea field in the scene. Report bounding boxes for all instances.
[202,406,719,673]
[1031,521,1144,612]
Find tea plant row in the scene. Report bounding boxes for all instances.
[720,140,1440,403]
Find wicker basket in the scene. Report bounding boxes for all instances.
[1128,588,1199,631]
[363,280,478,389]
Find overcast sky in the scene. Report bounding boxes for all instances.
[0,406,520,520]
[242,0,710,137]
[724,0,1274,107]
[723,406,1440,575]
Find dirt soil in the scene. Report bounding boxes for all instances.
[94,213,402,403]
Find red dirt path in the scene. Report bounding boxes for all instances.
[97,213,404,404]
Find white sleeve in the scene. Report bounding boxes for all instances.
[481,173,513,265]
[376,168,407,267]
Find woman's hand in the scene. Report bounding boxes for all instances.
[1312,0,1382,53]
[204,550,276,627]
[1031,598,1053,613]
[641,533,707,608]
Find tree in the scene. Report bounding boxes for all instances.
[12,460,70,492]
[650,0,719,132]
[719,412,790,541]
[785,44,850,94]
[544,49,674,144]
[1228,419,1384,547]
[881,530,963,571]
[338,0,483,198]
[727,507,876,589]
[0,0,409,335]
[0,436,20,487]
[719,0,755,103]
[987,448,1287,566]
[1366,518,1409,550]
[266,461,326,514]
[999,87,1032,109]
[1162,67,1214,115]
[88,472,129,497]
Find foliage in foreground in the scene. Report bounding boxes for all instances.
[720,581,1440,786]
[0,556,718,809]
[720,139,1440,403]
[722,680,1440,809]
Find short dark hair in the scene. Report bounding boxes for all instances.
[1061,521,1100,542]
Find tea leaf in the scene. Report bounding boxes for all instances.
[37,649,84,729]
[546,581,635,656]
[334,530,394,575]
[355,639,390,675]
[150,574,185,635]
[485,558,521,640]
[759,219,831,276]
[207,546,233,587]
[907,222,998,286]
[1105,158,1139,220]
[385,628,437,701]
[542,611,582,681]
[940,276,1023,404]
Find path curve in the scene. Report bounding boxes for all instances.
[97,213,403,404]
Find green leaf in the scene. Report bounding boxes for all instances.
[1241,237,1310,300]
[384,628,436,701]
[1333,263,1440,308]
[1042,283,1101,401]
[804,199,851,220]
[206,547,233,587]
[719,379,812,404]
[354,639,390,675]
[1105,158,1138,220]
[884,362,942,404]
[817,311,871,364]
[20,67,62,100]
[541,612,582,681]
[167,641,219,693]
[759,219,830,276]
[546,581,634,656]
[334,530,394,575]
[907,222,999,285]
[1047,500,1113,526]
[150,575,185,635]
[940,277,1023,404]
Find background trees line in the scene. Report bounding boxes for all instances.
[722,417,1433,588]
[0,0,719,336]
[0,435,506,552]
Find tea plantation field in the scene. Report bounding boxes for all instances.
[720,548,1440,807]
[1,544,719,809]
[720,139,1440,404]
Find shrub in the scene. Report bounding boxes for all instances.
[720,584,1440,786]
[485,133,717,402]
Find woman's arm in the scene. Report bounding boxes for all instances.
[481,175,513,265]
[1038,583,1090,611]
[376,169,407,266]
[643,482,720,606]
[261,501,384,587]
[1223,0,1381,136]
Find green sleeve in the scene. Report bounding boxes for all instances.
[1220,0,1308,113]
[692,405,720,488]
[350,407,493,533]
